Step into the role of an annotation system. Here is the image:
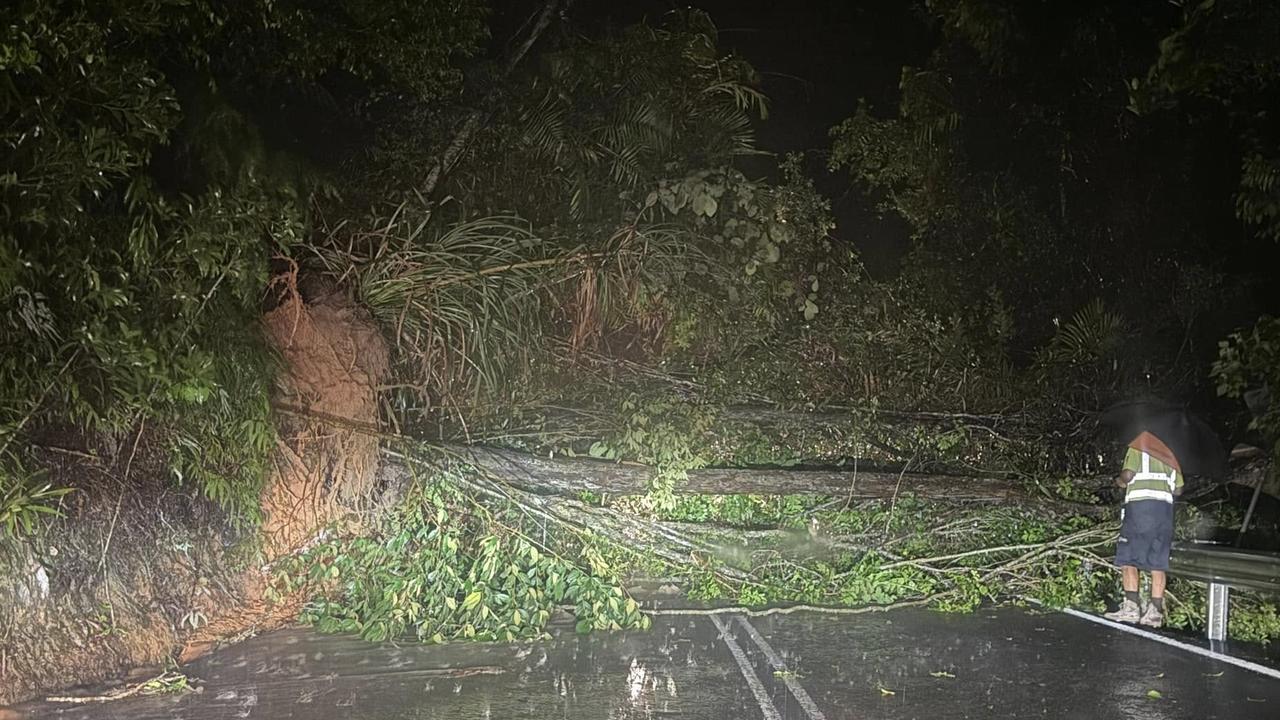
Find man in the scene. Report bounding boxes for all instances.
[1104,430,1183,627]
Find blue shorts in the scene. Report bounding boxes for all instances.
[1114,500,1174,571]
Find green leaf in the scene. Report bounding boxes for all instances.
[762,241,780,263]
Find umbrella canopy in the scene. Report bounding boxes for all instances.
[1099,400,1228,480]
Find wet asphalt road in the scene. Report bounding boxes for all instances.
[16,607,1280,719]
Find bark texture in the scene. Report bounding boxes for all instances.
[384,444,1099,513]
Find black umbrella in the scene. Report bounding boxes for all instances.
[1099,400,1228,480]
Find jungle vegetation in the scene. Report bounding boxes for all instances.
[1,0,1279,702]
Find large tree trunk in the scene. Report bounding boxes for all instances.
[267,403,1098,512]
[383,444,1100,513]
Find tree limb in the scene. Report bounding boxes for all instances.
[421,0,568,198]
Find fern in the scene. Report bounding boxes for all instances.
[1237,153,1280,242]
[1047,299,1127,364]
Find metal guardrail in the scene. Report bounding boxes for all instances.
[1169,542,1280,641]
[1169,543,1280,593]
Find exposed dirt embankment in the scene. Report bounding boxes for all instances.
[0,431,249,706]
[258,277,389,556]
[180,280,389,662]
[0,279,388,706]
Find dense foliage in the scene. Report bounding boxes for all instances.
[0,0,486,525]
[1214,316,1280,460]
[275,466,648,643]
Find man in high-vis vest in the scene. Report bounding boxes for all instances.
[1104,430,1183,627]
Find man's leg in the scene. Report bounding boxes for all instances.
[1139,512,1173,628]
[1150,570,1166,604]
[1122,566,1140,594]
[1139,570,1167,627]
[1109,506,1147,623]
[1106,565,1143,622]
[1122,565,1142,607]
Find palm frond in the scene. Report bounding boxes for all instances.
[1047,299,1128,364]
[311,215,553,403]
[694,101,760,157]
[520,88,570,162]
[309,210,704,407]
[703,80,769,121]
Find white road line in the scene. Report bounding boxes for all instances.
[736,616,828,720]
[709,614,783,720]
[1058,606,1280,681]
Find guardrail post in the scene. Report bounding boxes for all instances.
[1207,582,1229,642]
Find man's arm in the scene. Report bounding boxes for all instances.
[1115,468,1135,488]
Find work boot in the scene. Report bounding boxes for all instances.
[1105,599,1141,623]
[1139,603,1164,628]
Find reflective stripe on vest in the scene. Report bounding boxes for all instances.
[1126,488,1174,503]
[1126,450,1176,504]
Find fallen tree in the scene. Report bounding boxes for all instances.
[358,448,1125,623]
[444,397,1097,483]
[269,412,1279,654]
[268,403,1101,512]
[378,443,1104,514]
